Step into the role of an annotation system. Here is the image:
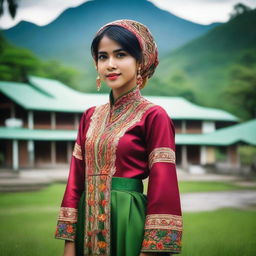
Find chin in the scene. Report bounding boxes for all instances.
[106,83,123,90]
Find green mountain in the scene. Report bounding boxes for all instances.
[148,8,256,119]
[1,2,255,119]
[2,0,216,69]
[0,32,79,87]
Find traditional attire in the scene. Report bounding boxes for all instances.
[55,19,183,256]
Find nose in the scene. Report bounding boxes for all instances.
[107,56,117,69]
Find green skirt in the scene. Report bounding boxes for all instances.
[75,177,147,256]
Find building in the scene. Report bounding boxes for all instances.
[0,76,254,172]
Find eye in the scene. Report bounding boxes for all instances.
[98,54,107,60]
[116,52,126,58]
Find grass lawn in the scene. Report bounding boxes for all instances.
[0,183,255,255]
[142,180,256,194]
[178,180,256,193]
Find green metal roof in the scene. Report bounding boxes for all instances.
[0,119,255,146]
[177,119,256,146]
[0,76,238,121]
[0,127,77,141]
[145,96,238,121]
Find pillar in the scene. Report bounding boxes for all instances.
[51,141,56,165]
[28,111,34,129]
[51,112,56,129]
[27,140,35,167]
[200,146,207,165]
[181,145,188,170]
[12,140,19,171]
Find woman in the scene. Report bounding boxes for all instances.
[55,19,183,256]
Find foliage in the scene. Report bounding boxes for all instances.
[0,46,40,82]
[156,8,256,120]
[0,32,80,88]
[224,49,256,120]
[0,0,18,18]
[142,69,196,102]
[35,60,80,90]
[215,147,228,161]
[229,3,252,20]
[238,145,256,165]
[1,5,256,121]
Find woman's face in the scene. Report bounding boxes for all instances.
[96,35,139,94]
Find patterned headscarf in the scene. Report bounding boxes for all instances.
[94,19,159,88]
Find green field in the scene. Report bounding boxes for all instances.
[143,180,256,194]
[0,183,255,255]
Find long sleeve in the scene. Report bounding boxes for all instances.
[141,106,183,254]
[55,110,88,241]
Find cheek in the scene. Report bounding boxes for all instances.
[121,59,137,75]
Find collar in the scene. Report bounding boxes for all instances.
[109,85,141,109]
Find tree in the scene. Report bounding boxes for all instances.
[167,70,196,102]
[0,0,18,18]
[225,62,256,120]
[0,47,40,82]
[229,3,252,20]
[0,32,80,87]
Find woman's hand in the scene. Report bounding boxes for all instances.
[63,241,75,256]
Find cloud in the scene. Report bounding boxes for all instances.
[148,0,256,24]
[0,0,255,29]
[0,0,89,29]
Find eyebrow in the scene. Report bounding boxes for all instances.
[98,48,125,55]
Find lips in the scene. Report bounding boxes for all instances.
[106,73,120,80]
[106,73,120,77]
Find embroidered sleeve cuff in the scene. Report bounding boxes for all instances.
[55,221,76,241]
[55,207,78,241]
[141,214,183,253]
[149,147,175,169]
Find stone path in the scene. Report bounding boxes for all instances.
[181,190,256,212]
[1,168,256,212]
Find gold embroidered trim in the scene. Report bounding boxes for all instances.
[84,94,155,256]
[145,214,182,231]
[72,142,83,160]
[58,207,78,223]
[148,147,175,169]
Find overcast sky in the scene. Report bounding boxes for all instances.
[0,0,256,29]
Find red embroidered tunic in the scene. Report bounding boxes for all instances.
[55,85,183,255]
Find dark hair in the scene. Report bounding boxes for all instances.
[91,25,143,63]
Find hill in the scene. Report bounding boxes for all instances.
[2,0,216,69]
[149,8,256,119]
[0,32,79,87]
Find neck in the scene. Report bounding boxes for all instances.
[112,84,138,103]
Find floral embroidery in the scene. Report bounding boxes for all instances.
[84,86,155,256]
[141,214,182,252]
[72,142,83,160]
[58,207,78,222]
[55,221,76,241]
[141,229,182,252]
[148,147,175,169]
[144,214,182,231]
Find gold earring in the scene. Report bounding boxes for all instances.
[96,75,101,91]
[137,68,143,87]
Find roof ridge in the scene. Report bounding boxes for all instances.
[28,79,54,98]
